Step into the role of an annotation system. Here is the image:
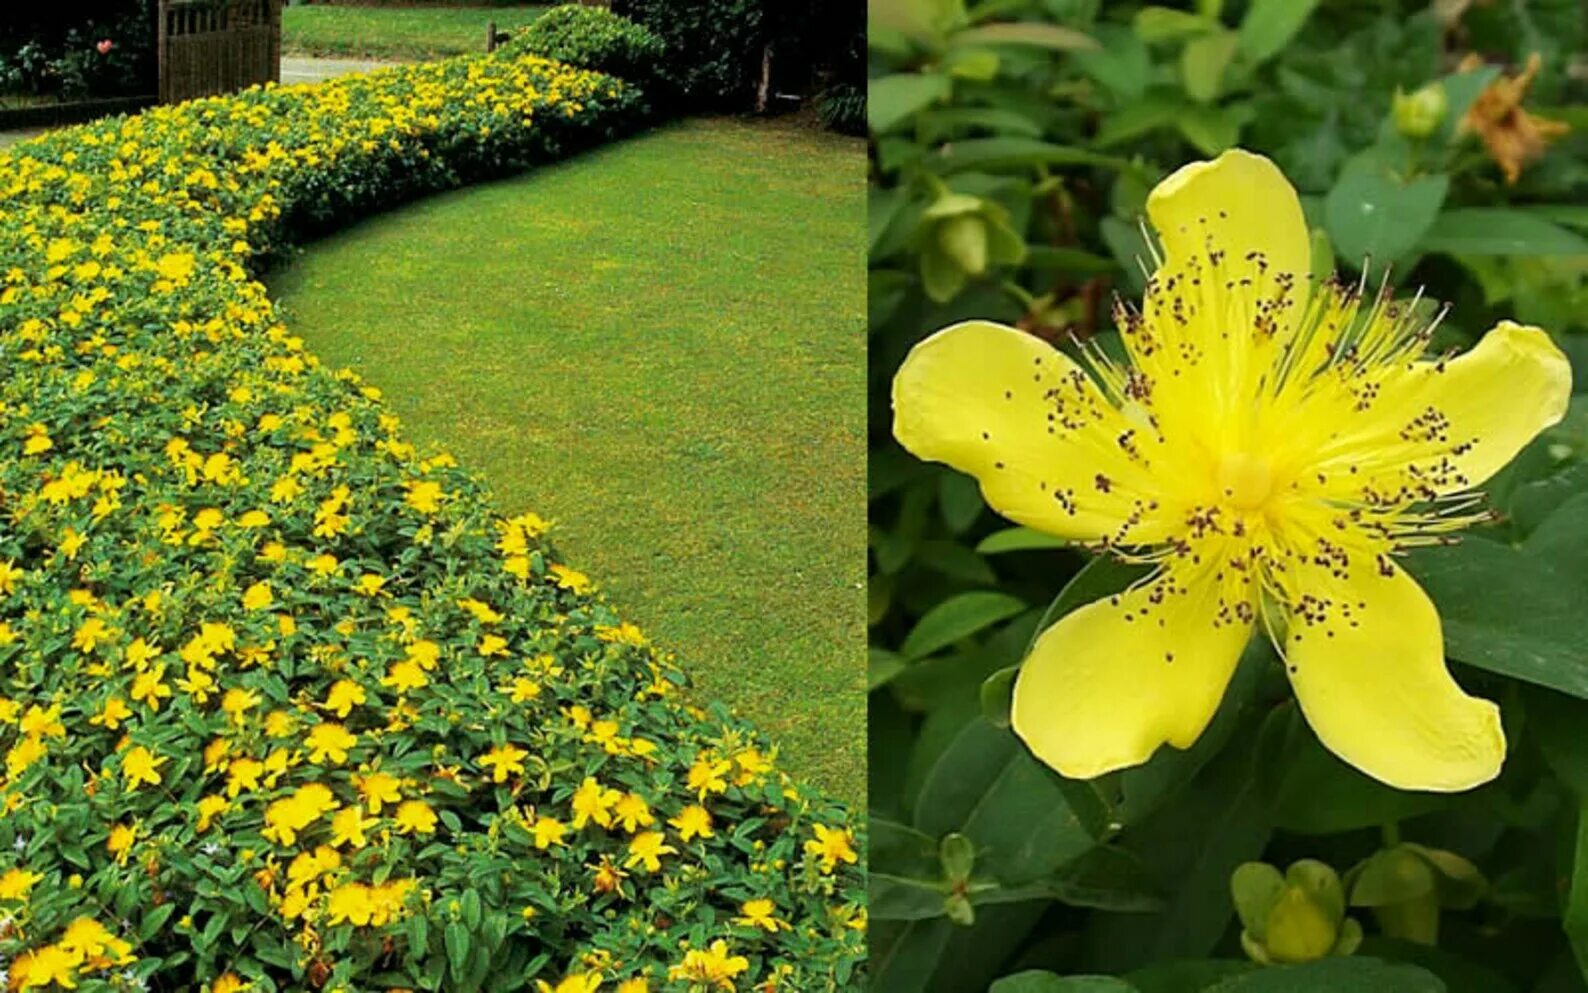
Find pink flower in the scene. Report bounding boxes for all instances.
[96,39,114,55]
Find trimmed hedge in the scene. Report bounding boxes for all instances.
[504,5,671,102]
[0,48,863,993]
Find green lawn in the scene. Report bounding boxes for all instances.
[282,4,548,60]
[267,118,867,803]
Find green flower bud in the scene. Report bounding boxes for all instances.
[915,191,1027,302]
[944,891,975,926]
[937,214,989,277]
[1346,842,1486,945]
[939,832,976,884]
[1233,859,1359,966]
[1394,82,1448,140]
[1265,887,1339,963]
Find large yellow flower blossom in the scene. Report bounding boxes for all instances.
[668,941,749,991]
[892,149,1571,791]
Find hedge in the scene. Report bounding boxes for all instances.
[0,48,863,992]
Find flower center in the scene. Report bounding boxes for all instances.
[1216,451,1274,512]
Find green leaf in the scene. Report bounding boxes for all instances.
[991,972,1140,993]
[931,138,1128,175]
[1176,104,1243,156]
[980,664,1018,727]
[1127,961,1256,993]
[1205,957,1446,992]
[1418,209,1588,256]
[939,470,985,533]
[1180,29,1239,104]
[914,718,1104,883]
[1022,247,1120,275]
[976,526,1070,554]
[953,22,1099,51]
[872,872,951,921]
[1560,810,1588,984]
[1084,729,1272,969]
[1523,489,1588,579]
[902,591,1028,660]
[869,648,908,690]
[1406,540,1588,698]
[1132,7,1213,44]
[1236,0,1321,66]
[870,73,952,134]
[1258,703,1453,834]
[870,919,952,993]
[1324,154,1448,267]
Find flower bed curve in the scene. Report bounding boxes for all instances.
[0,51,864,993]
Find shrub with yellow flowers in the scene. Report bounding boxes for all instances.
[0,44,862,993]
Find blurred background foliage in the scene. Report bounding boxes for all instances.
[868,1,1588,990]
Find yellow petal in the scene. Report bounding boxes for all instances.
[1136,150,1313,448]
[1147,148,1311,288]
[1011,548,1253,778]
[1304,321,1571,497]
[1280,559,1503,792]
[892,320,1176,543]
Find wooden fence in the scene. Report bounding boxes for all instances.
[158,0,283,105]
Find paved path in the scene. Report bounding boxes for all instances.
[0,57,400,146]
[280,56,404,85]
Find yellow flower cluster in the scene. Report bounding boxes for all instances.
[0,43,861,993]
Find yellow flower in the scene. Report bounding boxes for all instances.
[306,722,357,764]
[532,815,569,850]
[668,940,749,990]
[226,757,265,797]
[733,898,787,933]
[404,479,445,514]
[355,770,403,814]
[616,979,649,993]
[72,617,110,653]
[668,804,714,842]
[330,806,374,848]
[804,824,857,874]
[324,679,367,718]
[58,915,134,963]
[130,665,173,710]
[536,973,603,993]
[196,795,230,833]
[11,942,79,989]
[326,882,375,926]
[155,251,196,282]
[623,831,677,872]
[89,696,133,731]
[572,777,620,829]
[212,972,250,993]
[108,821,138,864]
[241,581,274,610]
[479,743,529,783]
[393,799,438,835]
[0,867,41,901]
[121,745,166,788]
[613,793,654,833]
[686,756,731,800]
[891,149,1570,791]
[262,783,339,846]
[549,563,592,594]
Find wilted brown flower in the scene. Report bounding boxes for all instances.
[1459,52,1570,184]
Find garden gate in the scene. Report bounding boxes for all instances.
[157,0,283,105]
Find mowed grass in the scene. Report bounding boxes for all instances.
[267,118,867,803]
[282,5,548,60]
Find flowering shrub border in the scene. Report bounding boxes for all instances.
[0,49,863,993]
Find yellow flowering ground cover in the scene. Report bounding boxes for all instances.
[0,49,863,993]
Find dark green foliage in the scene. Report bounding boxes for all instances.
[0,0,154,100]
[506,5,672,101]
